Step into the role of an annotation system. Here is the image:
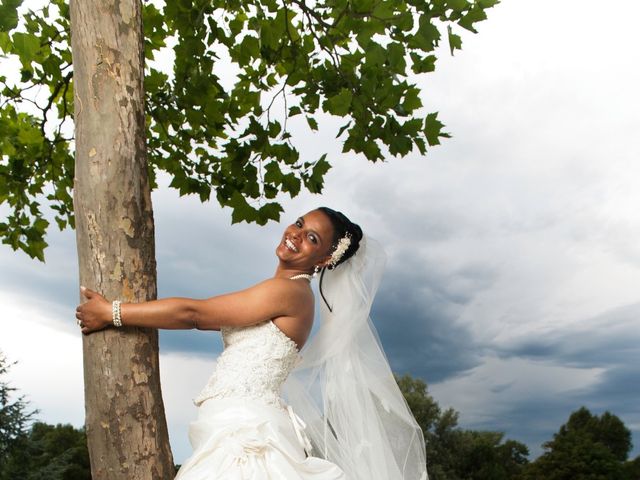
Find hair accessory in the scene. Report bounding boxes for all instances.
[328,233,351,268]
[313,265,320,277]
[112,300,122,327]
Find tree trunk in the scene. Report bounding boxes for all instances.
[70,1,175,477]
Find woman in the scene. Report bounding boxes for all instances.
[76,207,428,479]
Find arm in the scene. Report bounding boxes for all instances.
[76,286,199,334]
[76,279,308,334]
[191,278,310,330]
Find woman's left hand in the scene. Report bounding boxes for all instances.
[75,286,112,334]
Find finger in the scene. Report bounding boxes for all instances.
[80,286,93,299]
[75,311,82,320]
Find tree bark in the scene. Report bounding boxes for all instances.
[70,1,174,477]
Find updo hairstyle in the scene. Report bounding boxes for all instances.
[316,207,363,312]
[317,207,363,268]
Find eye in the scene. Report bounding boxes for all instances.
[295,219,303,227]
[308,233,318,244]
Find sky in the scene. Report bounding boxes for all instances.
[2,0,640,465]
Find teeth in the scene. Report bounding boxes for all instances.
[285,238,298,252]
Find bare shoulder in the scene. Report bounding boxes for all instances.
[255,277,313,302]
[254,277,314,318]
[259,278,315,350]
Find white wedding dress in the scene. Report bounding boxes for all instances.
[174,319,346,479]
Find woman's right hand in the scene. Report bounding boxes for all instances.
[76,286,112,334]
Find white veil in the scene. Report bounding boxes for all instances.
[282,236,428,480]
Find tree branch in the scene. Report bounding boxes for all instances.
[289,0,333,30]
[39,71,73,139]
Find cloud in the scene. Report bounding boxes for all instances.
[496,302,640,369]
[430,354,607,457]
[0,225,78,322]
[0,295,85,426]
[430,301,640,458]
[371,264,493,383]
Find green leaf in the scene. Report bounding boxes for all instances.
[352,0,376,13]
[229,17,245,36]
[54,216,67,230]
[372,1,394,20]
[305,154,331,193]
[447,0,470,11]
[410,53,437,74]
[362,140,382,161]
[229,191,258,224]
[324,88,352,116]
[33,217,49,233]
[268,121,281,138]
[281,173,301,197]
[257,202,283,224]
[259,20,278,49]
[402,88,422,112]
[26,239,48,262]
[424,112,448,146]
[413,17,440,52]
[389,134,411,156]
[387,42,406,72]
[11,32,40,63]
[459,6,488,33]
[288,105,301,117]
[0,0,22,32]
[365,42,386,67]
[336,121,352,138]
[238,35,259,62]
[306,116,318,131]
[447,25,462,55]
[19,67,32,82]
[17,126,41,145]
[264,161,284,184]
[0,31,11,52]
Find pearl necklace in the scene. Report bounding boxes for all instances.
[289,273,313,281]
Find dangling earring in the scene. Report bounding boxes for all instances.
[313,265,320,277]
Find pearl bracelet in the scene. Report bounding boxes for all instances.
[112,300,122,327]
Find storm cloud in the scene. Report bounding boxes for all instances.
[2,0,640,464]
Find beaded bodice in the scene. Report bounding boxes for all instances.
[194,320,301,409]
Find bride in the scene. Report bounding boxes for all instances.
[76,207,428,479]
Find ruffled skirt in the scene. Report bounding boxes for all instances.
[175,398,346,479]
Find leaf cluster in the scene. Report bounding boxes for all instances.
[521,407,634,480]
[0,0,73,261]
[0,422,91,480]
[0,351,37,466]
[0,0,498,259]
[396,373,529,480]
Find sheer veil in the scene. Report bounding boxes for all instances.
[282,236,428,480]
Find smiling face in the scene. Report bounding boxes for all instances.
[276,209,336,272]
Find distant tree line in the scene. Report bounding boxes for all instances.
[397,374,640,480]
[0,352,91,479]
[2,352,639,479]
